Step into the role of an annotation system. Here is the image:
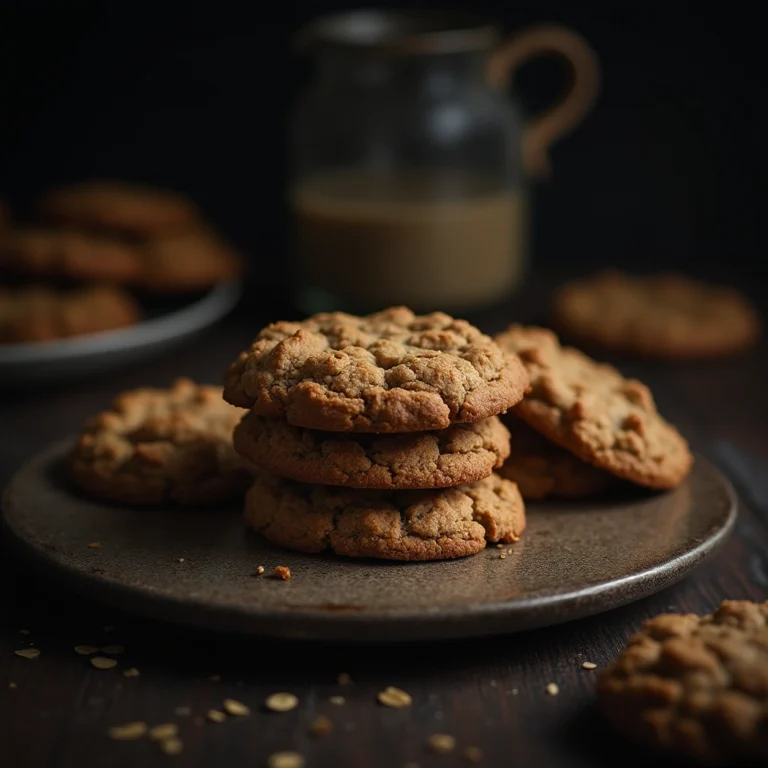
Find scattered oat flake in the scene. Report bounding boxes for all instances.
[337,672,352,685]
[91,656,118,670]
[256,565,265,575]
[223,698,250,716]
[74,645,99,655]
[14,648,40,659]
[329,695,345,705]
[177,558,185,563]
[123,667,140,677]
[266,692,298,712]
[206,709,226,723]
[496,543,503,549]
[19,629,30,635]
[108,721,147,741]
[101,644,125,655]
[465,746,484,763]
[274,565,291,581]
[581,661,597,670]
[267,751,305,768]
[377,686,412,708]
[427,734,456,754]
[546,683,560,695]
[309,714,333,737]
[499,553,506,559]
[160,737,183,756]
[149,723,179,741]
[208,674,221,682]
[174,706,191,717]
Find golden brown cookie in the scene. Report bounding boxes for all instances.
[70,378,252,505]
[233,412,510,490]
[552,270,761,359]
[498,415,615,500]
[597,600,768,765]
[0,284,141,344]
[37,180,201,237]
[494,325,692,489]
[245,471,525,561]
[224,307,529,433]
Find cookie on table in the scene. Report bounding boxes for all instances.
[70,378,251,505]
[0,284,141,344]
[0,228,144,284]
[245,471,525,561]
[224,306,529,433]
[597,600,768,765]
[498,415,615,500]
[494,325,692,489]
[234,412,510,490]
[37,180,201,237]
[551,270,761,359]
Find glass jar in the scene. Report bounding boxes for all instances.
[290,11,599,314]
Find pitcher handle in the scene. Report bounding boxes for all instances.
[488,25,600,180]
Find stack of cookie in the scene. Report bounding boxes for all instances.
[0,180,241,344]
[494,325,693,500]
[223,307,530,561]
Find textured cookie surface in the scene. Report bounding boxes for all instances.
[234,412,510,489]
[224,306,529,433]
[498,415,615,500]
[245,471,525,561]
[70,378,252,505]
[0,284,141,343]
[552,270,761,359]
[37,180,201,236]
[495,325,692,489]
[597,600,768,764]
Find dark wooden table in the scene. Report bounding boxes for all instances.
[2,281,767,768]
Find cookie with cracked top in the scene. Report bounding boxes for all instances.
[224,306,529,433]
[244,471,525,561]
[233,412,510,489]
[552,270,761,360]
[70,378,252,505]
[597,600,768,765]
[494,325,692,489]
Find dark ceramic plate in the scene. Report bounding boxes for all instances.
[0,281,242,388]
[2,441,736,643]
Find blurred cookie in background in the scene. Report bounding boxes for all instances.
[551,270,761,360]
[0,284,141,344]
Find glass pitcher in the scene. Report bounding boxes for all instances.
[289,10,599,314]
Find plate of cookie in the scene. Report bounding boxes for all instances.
[2,308,737,642]
[0,180,244,386]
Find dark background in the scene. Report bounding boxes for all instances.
[0,2,765,296]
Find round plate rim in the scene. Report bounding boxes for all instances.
[1,442,738,642]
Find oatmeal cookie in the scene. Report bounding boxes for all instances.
[552,270,760,359]
[0,284,140,344]
[245,471,525,561]
[224,307,529,433]
[233,412,510,489]
[597,600,768,764]
[494,325,692,488]
[70,378,251,505]
[498,415,615,500]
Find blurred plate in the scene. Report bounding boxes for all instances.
[0,280,242,388]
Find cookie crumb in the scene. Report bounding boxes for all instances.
[378,686,412,708]
[309,714,333,737]
[499,553,506,560]
[274,565,291,581]
[159,737,183,756]
[267,752,304,768]
[206,709,226,723]
[337,672,352,685]
[177,558,185,563]
[108,721,147,741]
[123,667,140,678]
[265,692,298,712]
[149,723,179,741]
[208,674,221,682]
[496,543,503,549]
[329,695,345,705]
[427,734,456,754]
[223,698,250,716]
[256,565,265,575]
[101,644,125,655]
[581,661,597,670]
[546,683,559,696]
[464,746,484,763]
[174,706,191,717]
[74,645,99,655]
[9,682,17,689]
[88,541,101,549]
[91,656,118,670]
[14,648,40,659]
